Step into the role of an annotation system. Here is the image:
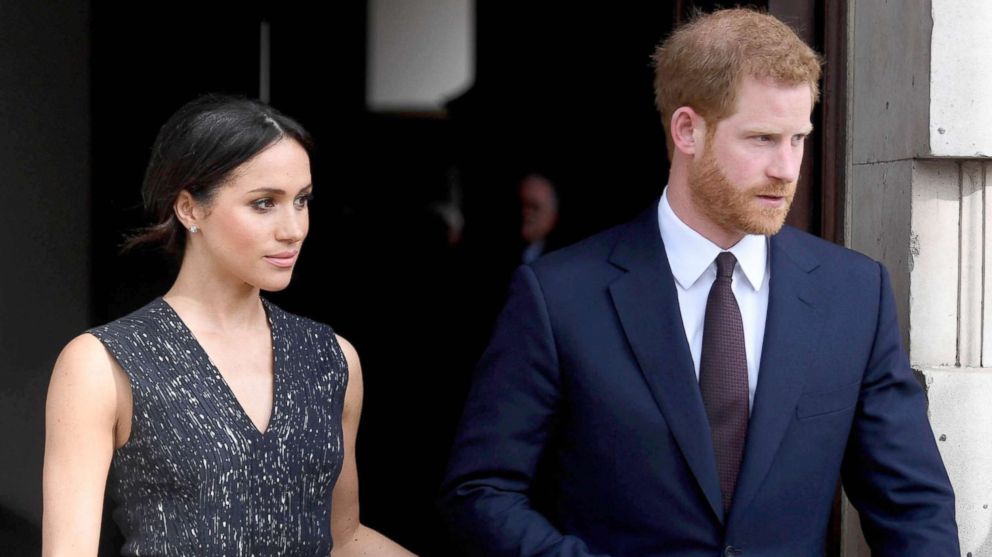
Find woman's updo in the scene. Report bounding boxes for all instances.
[126,94,313,255]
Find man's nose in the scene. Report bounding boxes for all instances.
[767,142,803,183]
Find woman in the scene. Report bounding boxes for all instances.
[43,95,415,556]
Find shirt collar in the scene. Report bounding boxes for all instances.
[658,187,768,291]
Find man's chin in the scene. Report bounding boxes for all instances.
[740,210,790,236]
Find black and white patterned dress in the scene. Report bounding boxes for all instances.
[89,297,347,556]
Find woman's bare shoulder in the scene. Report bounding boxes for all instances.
[334,334,363,405]
[48,333,120,405]
[334,334,359,363]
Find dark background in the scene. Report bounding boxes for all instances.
[1,1,835,555]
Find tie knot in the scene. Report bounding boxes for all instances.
[715,252,737,279]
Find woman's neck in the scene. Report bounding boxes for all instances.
[164,255,265,334]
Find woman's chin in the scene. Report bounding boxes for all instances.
[254,275,294,293]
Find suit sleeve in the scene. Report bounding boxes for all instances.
[439,265,610,557]
[841,262,960,555]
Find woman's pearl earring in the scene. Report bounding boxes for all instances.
[189,225,199,234]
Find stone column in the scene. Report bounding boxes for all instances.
[847,1,992,555]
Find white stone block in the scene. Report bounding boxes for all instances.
[930,0,992,157]
[923,367,992,556]
[910,161,960,367]
[984,163,992,366]
[960,162,983,367]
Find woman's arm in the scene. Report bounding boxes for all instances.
[330,336,416,557]
[42,334,127,557]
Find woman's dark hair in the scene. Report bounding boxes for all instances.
[125,94,313,256]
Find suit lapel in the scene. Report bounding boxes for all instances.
[608,207,724,522]
[730,229,822,518]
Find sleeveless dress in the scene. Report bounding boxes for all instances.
[88,297,348,556]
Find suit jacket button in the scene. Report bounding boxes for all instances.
[724,546,741,556]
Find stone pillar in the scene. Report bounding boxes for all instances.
[847,0,992,554]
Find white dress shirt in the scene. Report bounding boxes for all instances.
[657,188,770,408]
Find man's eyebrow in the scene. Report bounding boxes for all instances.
[743,125,814,135]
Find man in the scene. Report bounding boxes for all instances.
[519,172,560,264]
[440,8,959,556]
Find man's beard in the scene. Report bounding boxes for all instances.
[688,147,796,237]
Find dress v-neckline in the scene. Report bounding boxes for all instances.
[158,296,281,438]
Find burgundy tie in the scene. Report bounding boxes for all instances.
[699,251,749,511]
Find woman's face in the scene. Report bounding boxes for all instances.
[188,138,312,292]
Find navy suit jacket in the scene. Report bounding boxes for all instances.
[440,206,958,556]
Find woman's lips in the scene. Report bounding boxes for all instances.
[264,252,298,268]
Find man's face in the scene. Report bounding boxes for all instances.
[520,175,559,243]
[688,76,813,240]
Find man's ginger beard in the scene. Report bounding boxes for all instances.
[687,140,797,237]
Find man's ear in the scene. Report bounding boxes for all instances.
[671,107,707,157]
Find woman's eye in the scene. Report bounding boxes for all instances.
[294,193,313,209]
[251,198,276,211]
